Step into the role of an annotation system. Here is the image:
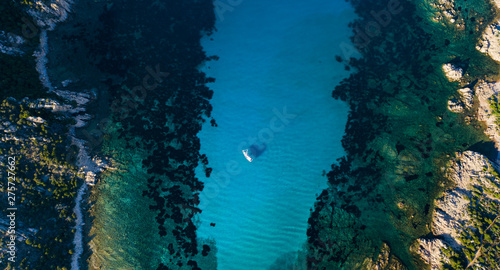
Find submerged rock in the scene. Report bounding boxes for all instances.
[447,98,464,113]
[361,242,407,270]
[429,0,457,24]
[447,87,473,113]
[458,87,474,109]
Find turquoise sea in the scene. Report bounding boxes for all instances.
[195,0,356,269]
[5,0,500,269]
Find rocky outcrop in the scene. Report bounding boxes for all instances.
[416,151,500,269]
[0,31,25,55]
[493,0,500,9]
[459,88,473,109]
[447,98,463,113]
[415,238,447,270]
[27,0,74,30]
[23,88,107,186]
[477,21,500,62]
[423,8,500,266]
[442,63,463,82]
[447,87,474,113]
[476,81,500,155]
[429,0,457,23]
[435,152,485,242]
[444,78,500,156]
[362,242,407,270]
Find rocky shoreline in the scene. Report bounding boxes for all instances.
[417,2,500,268]
[25,1,111,269]
[306,0,500,269]
[3,0,500,269]
[415,151,500,269]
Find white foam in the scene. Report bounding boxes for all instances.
[34,30,54,92]
[31,0,75,92]
[71,183,86,270]
[27,2,99,269]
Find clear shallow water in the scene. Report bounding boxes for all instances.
[195,1,356,269]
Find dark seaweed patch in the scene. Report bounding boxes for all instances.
[306,0,499,269]
[404,174,419,182]
[87,0,217,267]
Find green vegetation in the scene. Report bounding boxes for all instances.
[0,98,81,270]
[442,166,500,269]
[0,1,77,266]
[490,94,500,126]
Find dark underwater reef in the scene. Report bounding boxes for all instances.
[306,0,499,269]
[88,0,217,268]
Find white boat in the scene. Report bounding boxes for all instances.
[242,149,253,162]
